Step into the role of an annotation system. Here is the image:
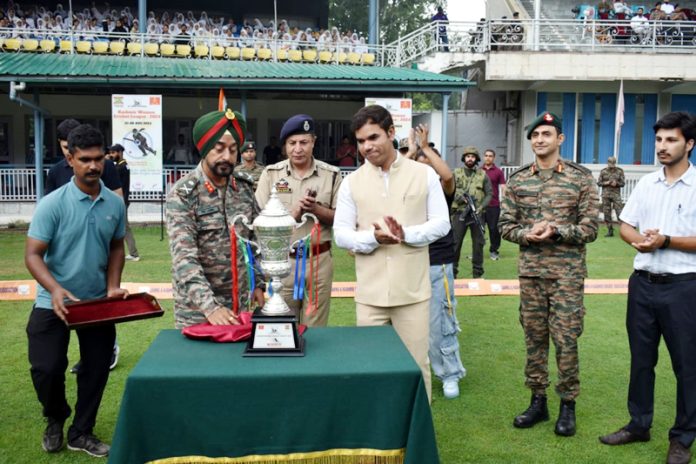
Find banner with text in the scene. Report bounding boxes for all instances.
[364,98,413,142]
[111,95,163,191]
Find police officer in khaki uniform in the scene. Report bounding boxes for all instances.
[255,114,342,327]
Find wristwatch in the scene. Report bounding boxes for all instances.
[551,226,562,242]
[660,235,671,249]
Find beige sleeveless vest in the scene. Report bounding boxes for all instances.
[348,156,431,307]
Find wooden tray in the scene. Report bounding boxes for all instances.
[65,293,164,329]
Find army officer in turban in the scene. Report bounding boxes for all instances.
[166,109,266,328]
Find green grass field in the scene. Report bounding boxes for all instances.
[0,226,680,463]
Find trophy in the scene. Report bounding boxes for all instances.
[232,187,317,357]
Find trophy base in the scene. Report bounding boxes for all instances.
[243,309,305,357]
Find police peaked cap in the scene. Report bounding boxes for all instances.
[526,112,562,139]
[192,109,246,158]
[280,114,315,143]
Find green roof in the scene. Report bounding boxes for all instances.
[0,53,471,92]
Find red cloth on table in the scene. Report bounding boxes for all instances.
[182,312,307,343]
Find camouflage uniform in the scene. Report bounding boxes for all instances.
[499,159,599,400]
[451,166,492,277]
[166,165,263,328]
[597,164,625,232]
[234,162,265,191]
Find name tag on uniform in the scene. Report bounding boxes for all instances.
[274,179,292,194]
[197,205,220,216]
[517,191,538,197]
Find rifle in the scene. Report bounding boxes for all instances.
[458,193,486,239]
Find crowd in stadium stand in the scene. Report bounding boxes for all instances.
[572,1,696,45]
[0,1,371,54]
[575,1,696,21]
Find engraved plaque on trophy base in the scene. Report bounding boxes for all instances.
[243,308,305,357]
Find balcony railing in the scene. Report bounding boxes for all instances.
[391,19,696,65]
[2,19,695,70]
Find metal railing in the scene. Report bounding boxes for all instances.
[2,19,695,68]
[1,164,642,203]
[388,19,696,65]
[0,164,357,202]
[500,165,641,202]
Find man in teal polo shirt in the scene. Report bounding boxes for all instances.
[25,124,128,458]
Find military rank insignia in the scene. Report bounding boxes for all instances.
[274,179,292,194]
[179,180,196,195]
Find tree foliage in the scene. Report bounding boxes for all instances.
[409,91,462,112]
[329,0,444,44]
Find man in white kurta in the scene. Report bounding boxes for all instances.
[334,105,450,402]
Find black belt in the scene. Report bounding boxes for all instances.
[289,241,331,258]
[634,270,696,284]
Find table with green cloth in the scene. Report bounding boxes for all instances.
[108,327,439,464]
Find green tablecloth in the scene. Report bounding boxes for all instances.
[108,327,439,464]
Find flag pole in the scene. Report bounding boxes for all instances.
[614,79,624,161]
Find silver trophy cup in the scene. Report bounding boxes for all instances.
[232,187,318,317]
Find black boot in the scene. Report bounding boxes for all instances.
[605,226,614,237]
[513,394,549,428]
[555,400,576,437]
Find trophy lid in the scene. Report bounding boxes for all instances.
[254,187,297,228]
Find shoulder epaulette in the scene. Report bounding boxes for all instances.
[564,160,593,175]
[266,161,287,170]
[316,160,340,173]
[509,163,533,179]
[176,178,199,196]
[233,171,254,185]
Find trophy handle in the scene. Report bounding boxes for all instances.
[296,212,319,229]
[231,213,253,232]
[290,235,312,252]
[231,214,260,254]
[290,212,319,251]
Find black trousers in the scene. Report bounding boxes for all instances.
[625,273,696,448]
[26,307,115,441]
[451,214,484,277]
[484,206,501,253]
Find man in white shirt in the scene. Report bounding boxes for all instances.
[600,111,696,464]
[660,0,675,15]
[613,2,633,15]
[631,8,649,39]
[334,105,450,402]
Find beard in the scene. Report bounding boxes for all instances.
[209,161,233,178]
[658,150,687,166]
